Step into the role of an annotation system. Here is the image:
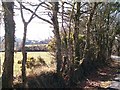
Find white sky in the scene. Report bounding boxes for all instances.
[1,1,119,41]
[14,9,53,40]
[0,1,54,41]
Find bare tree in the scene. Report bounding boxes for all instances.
[18,1,44,87]
[82,2,99,69]
[51,2,62,75]
[2,2,15,88]
[18,2,64,75]
[74,2,81,67]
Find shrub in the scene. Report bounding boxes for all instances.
[26,57,36,69]
[37,56,47,66]
[18,60,22,64]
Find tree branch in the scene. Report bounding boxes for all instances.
[20,3,53,25]
[19,2,26,23]
[27,2,44,24]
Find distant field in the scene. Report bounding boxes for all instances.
[0,52,54,76]
[25,44,47,47]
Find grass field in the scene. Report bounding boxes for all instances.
[0,52,54,76]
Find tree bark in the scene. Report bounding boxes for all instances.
[2,2,15,88]
[74,2,81,67]
[21,23,28,87]
[52,2,62,75]
[82,2,98,73]
[118,42,120,56]
[19,2,41,87]
[69,2,81,86]
[86,3,98,50]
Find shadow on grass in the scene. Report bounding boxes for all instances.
[14,71,66,88]
[13,60,120,89]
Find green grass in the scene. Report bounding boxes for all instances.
[0,52,53,76]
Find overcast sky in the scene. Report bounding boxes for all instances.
[0,1,119,41]
[0,1,54,41]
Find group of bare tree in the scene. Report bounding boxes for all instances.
[48,2,120,86]
[1,1,120,88]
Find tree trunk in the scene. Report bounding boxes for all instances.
[52,2,62,75]
[69,2,81,86]
[19,2,41,87]
[118,42,120,56]
[2,2,15,88]
[74,2,81,67]
[82,2,98,74]
[86,3,98,50]
[21,23,28,87]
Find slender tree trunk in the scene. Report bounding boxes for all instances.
[19,2,41,87]
[84,3,98,62]
[67,3,75,86]
[74,2,81,67]
[61,2,68,73]
[86,3,98,50]
[21,23,28,87]
[52,2,62,75]
[69,2,81,86]
[81,3,98,74]
[2,2,15,88]
[118,42,120,56]
[106,4,111,60]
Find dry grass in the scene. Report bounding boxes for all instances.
[27,65,56,77]
[0,52,54,76]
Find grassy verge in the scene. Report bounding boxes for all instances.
[0,52,53,76]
